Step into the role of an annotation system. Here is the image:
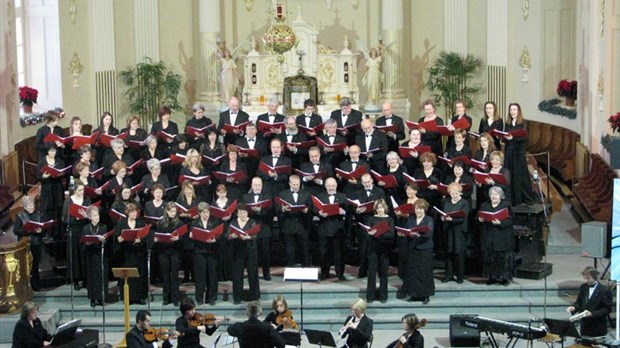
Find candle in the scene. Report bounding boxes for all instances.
[336,94,341,104]
[260,95,265,105]
[276,4,283,18]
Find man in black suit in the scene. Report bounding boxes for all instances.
[258,138,292,198]
[256,98,285,142]
[296,99,323,139]
[218,96,250,145]
[242,177,274,280]
[126,310,173,348]
[314,177,347,280]
[375,101,405,153]
[227,301,286,348]
[299,146,334,196]
[235,123,268,179]
[337,144,371,196]
[276,175,312,267]
[353,173,386,278]
[567,267,612,337]
[355,119,388,174]
[330,97,364,145]
[317,118,348,169]
[277,115,309,169]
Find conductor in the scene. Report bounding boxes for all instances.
[227,301,285,348]
[566,266,612,337]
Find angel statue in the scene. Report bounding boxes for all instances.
[219,48,242,103]
[358,40,386,111]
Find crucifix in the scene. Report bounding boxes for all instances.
[296,49,305,75]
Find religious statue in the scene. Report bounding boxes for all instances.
[359,41,385,111]
[219,49,243,103]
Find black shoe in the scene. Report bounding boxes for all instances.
[209,300,216,306]
[263,275,272,281]
[486,279,496,285]
[396,292,406,299]
[73,283,80,291]
[90,299,96,307]
[456,279,464,284]
[162,300,170,306]
[357,273,367,279]
[441,278,452,283]
[233,300,241,305]
[501,280,510,286]
[366,298,374,303]
[422,297,430,305]
[407,297,416,302]
[380,299,387,304]
[96,300,104,306]
[134,299,146,305]
[173,300,179,306]
[337,275,346,281]
[319,273,328,280]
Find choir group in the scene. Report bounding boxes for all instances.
[13,95,536,308]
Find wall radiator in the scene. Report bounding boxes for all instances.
[95,70,118,123]
[487,65,506,116]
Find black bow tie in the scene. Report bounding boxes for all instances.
[351,161,358,164]
[366,190,372,193]
[231,113,237,115]
[589,283,598,288]
[254,193,260,196]
[329,194,335,197]
[273,156,279,159]
[366,134,371,138]
[328,135,335,138]
[291,191,297,194]
[248,138,255,142]
[269,114,275,117]
[343,114,348,117]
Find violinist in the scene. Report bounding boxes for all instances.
[126,309,173,348]
[386,313,425,348]
[338,298,373,348]
[264,295,298,331]
[176,298,220,348]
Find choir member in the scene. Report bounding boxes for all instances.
[36,144,65,241]
[299,146,334,196]
[365,199,394,303]
[140,135,169,162]
[62,179,90,290]
[190,202,221,305]
[353,173,386,278]
[114,202,148,304]
[218,96,250,145]
[143,184,166,222]
[447,100,473,148]
[256,98,285,142]
[356,119,388,174]
[276,175,311,267]
[504,103,536,205]
[229,203,260,304]
[413,152,442,210]
[472,132,495,169]
[140,158,170,203]
[443,160,474,202]
[82,205,109,307]
[213,184,235,281]
[101,139,134,179]
[295,99,323,139]
[478,151,511,205]
[264,295,298,331]
[277,115,308,169]
[401,128,426,175]
[65,116,84,165]
[35,110,66,160]
[440,182,471,284]
[72,144,98,174]
[176,181,199,283]
[337,145,370,196]
[121,115,149,162]
[258,138,292,198]
[217,147,248,202]
[185,103,213,150]
[330,97,364,145]
[93,111,119,167]
[418,99,444,157]
[316,119,348,169]
[150,105,179,152]
[242,177,273,281]
[375,101,406,153]
[478,101,504,151]
[394,183,420,280]
[478,186,514,286]
[235,122,268,179]
[400,199,435,304]
[338,298,373,348]
[200,129,225,169]
[13,196,45,291]
[445,129,472,165]
[314,177,347,281]
[380,151,406,201]
[105,160,133,204]
[75,161,100,201]
[154,202,183,306]
[180,148,210,201]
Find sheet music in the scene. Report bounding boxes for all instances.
[209,333,222,348]
[222,334,238,346]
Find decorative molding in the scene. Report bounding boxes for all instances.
[598,70,604,111]
[69,0,77,25]
[518,46,531,83]
[325,0,332,10]
[351,0,359,10]
[538,99,577,119]
[600,0,605,37]
[522,0,529,20]
[68,51,83,88]
[243,0,253,12]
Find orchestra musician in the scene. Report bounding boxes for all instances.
[386,313,425,348]
[227,301,286,348]
[566,266,612,337]
[126,309,174,348]
[176,298,221,348]
[12,302,52,348]
[338,298,373,348]
[13,196,45,291]
[264,295,298,331]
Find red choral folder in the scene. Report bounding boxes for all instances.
[358,220,391,238]
[360,148,381,156]
[185,124,215,137]
[258,161,292,175]
[436,125,454,136]
[337,123,360,134]
[490,128,528,139]
[143,215,163,224]
[297,123,325,135]
[71,134,95,150]
[478,207,510,222]
[190,224,225,242]
[90,167,104,178]
[235,146,260,158]
[109,208,127,221]
[335,166,366,180]
[209,200,238,219]
[470,159,489,172]
[406,119,438,131]
[246,199,273,210]
[395,225,431,237]
[230,223,261,237]
[221,121,250,134]
[84,180,112,198]
[285,140,316,149]
[41,165,72,178]
[373,124,400,134]
[398,145,432,158]
[22,220,55,233]
[96,132,127,147]
[402,173,431,189]
[69,201,101,220]
[43,133,74,145]
[294,168,326,180]
[311,195,341,216]
[154,131,177,142]
[274,196,306,212]
[154,225,188,243]
[212,171,246,183]
[202,154,226,166]
[120,224,152,242]
[439,156,472,167]
[175,203,200,218]
[346,199,375,212]
[257,121,285,133]
[127,159,145,172]
[451,116,471,130]
[371,170,399,189]
[169,153,186,165]
[80,230,114,244]
[433,206,466,219]
[179,174,211,186]
[316,137,348,151]
[473,171,508,185]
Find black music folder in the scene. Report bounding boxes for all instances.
[305,329,337,347]
[280,330,301,346]
[544,318,580,338]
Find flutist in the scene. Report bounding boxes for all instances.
[338,298,373,348]
[566,266,611,337]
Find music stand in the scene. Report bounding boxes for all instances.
[112,267,139,348]
[544,318,580,348]
[305,329,337,348]
[49,318,82,345]
[283,267,319,332]
[280,330,302,346]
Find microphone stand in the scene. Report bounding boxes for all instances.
[533,170,550,318]
[147,245,152,312]
[101,237,107,344]
[66,190,75,320]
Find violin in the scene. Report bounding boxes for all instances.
[275,310,299,330]
[144,327,178,343]
[188,312,230,327]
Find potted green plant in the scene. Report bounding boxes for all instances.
[601,111,620,168]
[119,57,182,127]
[556,79,577,106]
[426,51,483,119]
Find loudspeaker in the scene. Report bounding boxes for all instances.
[450,314,480,347]
[581,221,608,258]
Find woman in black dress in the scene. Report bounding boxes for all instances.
[150,105,179,153]
[418,99,444,157]
[13,196,46,291]
[104,160,133,208]
[65,116,86,165]
[176,181,199,283]
[181,148,210,201]
[365,199,394,303]
[34,111,66,160]
[93,111,119,167]
[504,103,536,205]
[441,182,471,284]
[61,179,91,290]
[155,202,184,306]
[401,128,427,175]
[186,103,213,150]
[213,184,235,281]
[478,151,511,206]
[394,183,419,281]
[387,313,425,348]
[379,151,406,202]
[478,186,514,286]
[447,100,473,148]
[443,161,474,202]
[216,148,248,203]
[36,144,66,245]
[478,101,503,151]
[82,205,109,307]
[140,158,171,202]
[114,202,149,304]
[190,202,222,305]
[401,199,435,304]
[121,115,149,163]
[413,152,442,210]
[12,302,52,348]
[229,203,260,304]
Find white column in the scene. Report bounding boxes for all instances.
[381,0,406,100]
[0,1,19,156]
[444,0,468,54]
[134,0,160,62]
[199,0,221,103]
[93,0,118,119]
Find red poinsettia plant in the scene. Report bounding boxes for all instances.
[19,86,38,106]
[556,79,577,99]
[609,112,620,134]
